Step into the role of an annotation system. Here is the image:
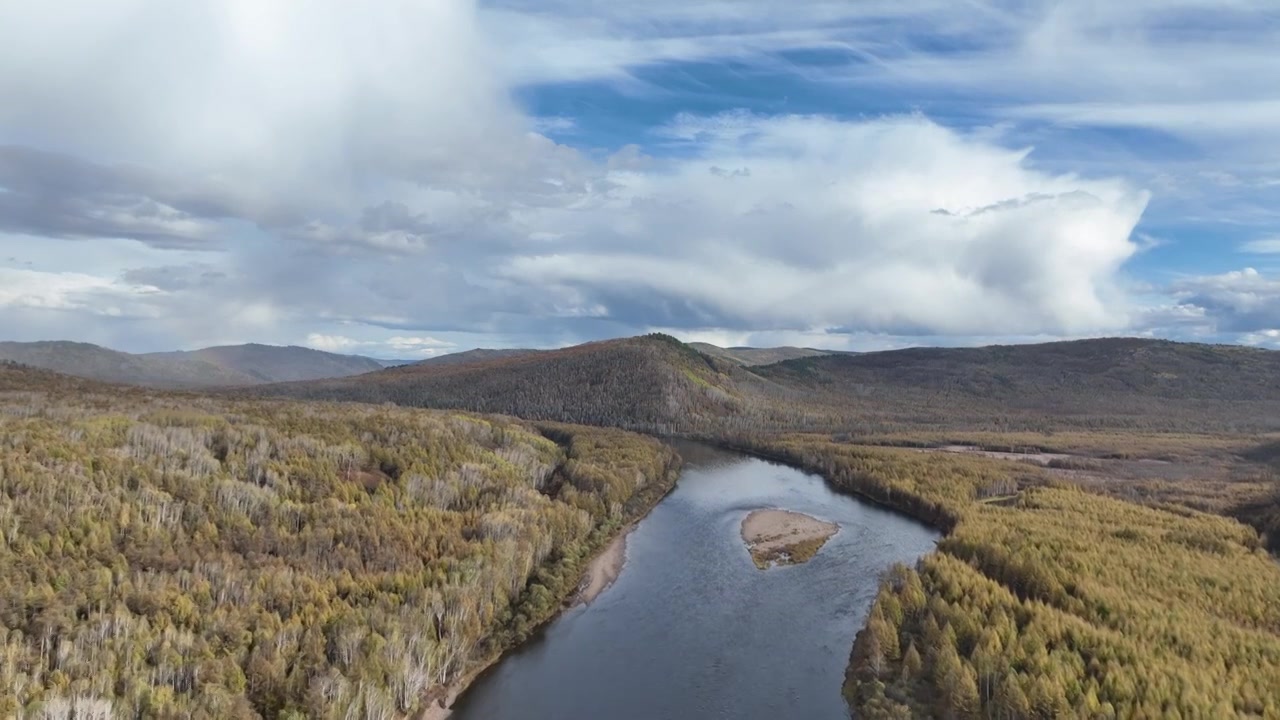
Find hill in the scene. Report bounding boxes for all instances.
[257,334,752,433]
[0,341,385,388]
[145,343,384,383]
[258,335,1280,434]
[0,340,252,387]
[756,337,1280,431]
[688,342,833,366]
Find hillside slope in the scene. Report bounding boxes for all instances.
[145,343,384,383]
[258,334,749,433]
[0,341,384,387]
[757,337,1280,431]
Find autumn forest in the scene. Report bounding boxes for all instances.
[4,333,1280,719]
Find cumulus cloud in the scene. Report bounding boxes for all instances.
[1241,237,1280,254]
[305,333,455,358]
[504,114,1147,336]
[1166,268,1280,334]
[0,268,161,317]
[0,0,1182,352]
[1241,329,1280,347]
[0,146,224,249]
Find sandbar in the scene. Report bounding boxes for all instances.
[741,509,838,569]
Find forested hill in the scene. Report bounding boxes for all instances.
[755,337,1280,431]
[759,337,1280,401]
[144,343,385,383]
[0,341,385,387]
[255,334,751,434]
[0,362,680,717]
[255,335,1280,434]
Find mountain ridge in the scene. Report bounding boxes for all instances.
[0,340,387,388]
[252,334,1280,434]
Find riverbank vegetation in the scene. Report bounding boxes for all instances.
[0,364,678,718]
[738,434,1280,718]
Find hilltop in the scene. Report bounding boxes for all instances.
[257,334,748,433]
[0,340,385,388]
[144,343,384,383]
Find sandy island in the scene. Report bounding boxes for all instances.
[741,509,838,569]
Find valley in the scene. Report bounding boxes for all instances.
[3,333,1280,718]
[9,4,1278,718]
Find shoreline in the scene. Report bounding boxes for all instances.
[699,439,959,532]
[576,522,633,606]
[419,453,682,719]
[417,524,637,720]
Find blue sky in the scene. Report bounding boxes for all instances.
[3,1,1280,357]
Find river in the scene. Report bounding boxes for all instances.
[452,441,940,719]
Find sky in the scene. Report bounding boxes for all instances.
[3,1,1280,359]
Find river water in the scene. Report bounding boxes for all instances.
[452,442,940,720]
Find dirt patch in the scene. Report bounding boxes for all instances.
[741,509,838,569]
[934,445,1078,465]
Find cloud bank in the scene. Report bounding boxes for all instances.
[0,0,1271,355]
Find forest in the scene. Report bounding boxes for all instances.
[257,334,1280,436]
[0,363,679,718]
[734,433,1280,718]
[7,331,1280,719]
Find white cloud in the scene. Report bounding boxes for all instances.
[504,114,1147,336]
[387,336,456,352]
[304,334,362,353]
[12,0,1269,352]
[1164,267,1280,334]
[0,267,161,317]
[1241,329,1280,346]
[1241,237,1280,254]
[305,333,455,358]
[0,0,522,213]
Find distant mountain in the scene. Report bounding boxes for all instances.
[255,335,1280,434]
[0,341,251,388]
[689,342,834,366]
[413,348,541,366]
[0,341,385,388]
[758,337,1280,402]
[144,344,384,383]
